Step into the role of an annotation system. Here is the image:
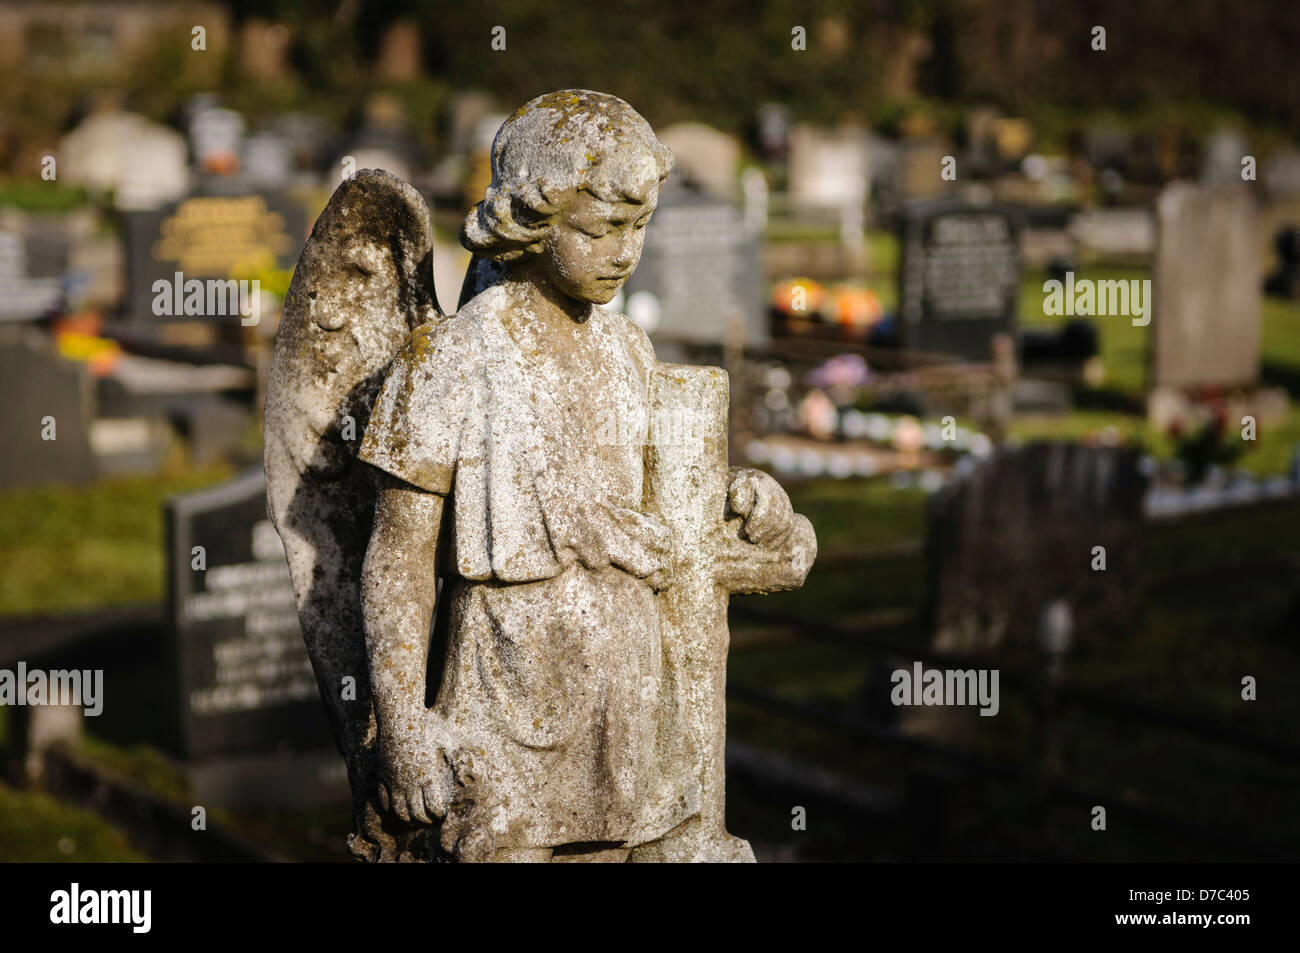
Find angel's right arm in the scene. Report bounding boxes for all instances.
[361,473,445,766]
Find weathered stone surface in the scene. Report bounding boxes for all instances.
[925,442,1147,654]
[264,168,438,857]
[265,91,816,862]
[1152,183,1261,388]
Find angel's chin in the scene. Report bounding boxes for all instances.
[584,283,625,305]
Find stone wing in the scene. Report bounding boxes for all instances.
[263,169,441,799]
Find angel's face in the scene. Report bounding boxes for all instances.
[541,187,658,305]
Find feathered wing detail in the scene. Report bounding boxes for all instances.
[264,169,442,859]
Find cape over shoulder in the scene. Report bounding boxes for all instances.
[356,310,489,495]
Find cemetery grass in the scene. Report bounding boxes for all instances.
[0,460,234,617]
[80,741,353,861]
[769,226,901,280]
[0,670,353,861]
[1015,265,1300,477]
[0,780,146,862]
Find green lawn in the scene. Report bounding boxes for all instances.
[1012,264,1300,476]
[0,782,145,862]
[0,463,233,617]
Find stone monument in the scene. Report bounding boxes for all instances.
[264,90,817,862]
[1152,183,1260,389]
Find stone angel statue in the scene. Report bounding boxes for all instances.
[265,90,816,863]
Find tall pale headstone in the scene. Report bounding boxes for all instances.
[1152,184,1261,388]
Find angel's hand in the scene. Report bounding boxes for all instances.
[598,504,674,589]
[567,501,673,584]
[728,468,795,547]
[376,728,454,825]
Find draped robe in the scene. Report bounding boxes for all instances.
[358,284,700,849]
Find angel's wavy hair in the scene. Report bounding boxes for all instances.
[460,90,674,262]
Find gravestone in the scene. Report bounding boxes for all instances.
[788,122,870,210]
[167,467,346,807]
[338,94,421,183]
[755,102,791,162]
[121,192,304,328]
[897,198,1022,361]
[1069,208,1154,259]
[1084,124,1131,173]
[242,132,292,190]
[1266,225,1300,300]
[189,106,246,174]
[375,19,423,82]
[239,18,292,80]
[1264,149,1300,198]
[990,117,1033,166]
[925,441,1148,653]
[58,111,190,211]
[270,112,333,176]
[0,231,63,321]
[896,139,953,201]
[1152,184,1260,388]
[621,180,764,346]
[1201,129,1249,186]
[658,122,741,199]
[964,106,1000,176]
[0,330,96,489]
[448,89,498,156]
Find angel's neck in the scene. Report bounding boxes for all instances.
[504,266,592,333]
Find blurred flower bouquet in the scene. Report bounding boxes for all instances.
[1166,392,1243,485]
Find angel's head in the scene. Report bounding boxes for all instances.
[460,90,674,305]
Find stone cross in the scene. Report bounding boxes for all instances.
[635,364,816,862]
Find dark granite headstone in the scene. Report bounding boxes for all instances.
[0,331,95,489]
[176,396,252,467]
[621,181,764,346]
[897,198,1022,362]
[924,442,1147,654]
[1265,224,1300,300]
[167,468,338,783]
[122,193,305,328]
[1083,124,1131,173]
